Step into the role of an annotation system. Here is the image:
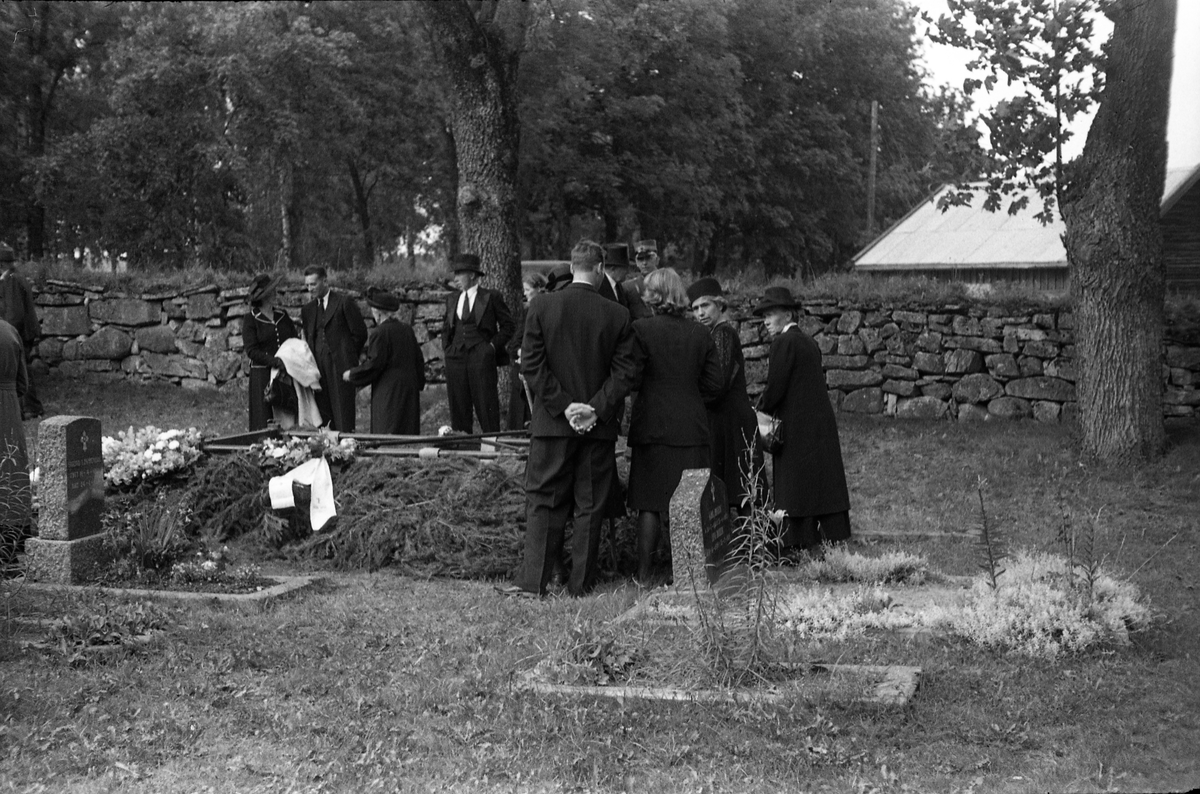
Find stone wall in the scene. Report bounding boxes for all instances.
[28,279,1200,422]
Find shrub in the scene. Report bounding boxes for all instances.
[803,547,928,584]
[924,549,1153,659]
[104,492,192,573]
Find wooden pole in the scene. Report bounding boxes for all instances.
[867,99,879,238]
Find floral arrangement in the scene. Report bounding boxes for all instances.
[249,429,357,472]
[922,549,1153,659]
[170,546,265,588]
[101,426,204,488]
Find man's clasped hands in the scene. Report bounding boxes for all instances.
[565,402,598,434]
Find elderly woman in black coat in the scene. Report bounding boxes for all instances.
[687,277,762,517]
[628,268,723,584]
[754,286,851,556]
[243,273,298,431]
[343,289,425,435]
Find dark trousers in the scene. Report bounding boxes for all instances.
[21,346,42,418]
[445,344,499,433]
[314,350,356,432]
[782,511,851,550]
[518,436,616,596]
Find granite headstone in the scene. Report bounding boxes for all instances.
[669,468,735,588]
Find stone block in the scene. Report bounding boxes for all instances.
[1032,401,1061,423]
[944,348,983,375]
[1164,387,1200,406]
[951,315,981,336]
[209,351,243,383]
[90,298,161,326]
[980,318,1005,338]
[896,396,950,420]
[985,353,1020,379]
[1003,333,1020,354]
[40,305,92,336]
[826,369,882,389]
[882,363,918,380]
[205,327,231,352]
[1005,376,1074,402]
[1018,355,1044,376]
[79,326,133,360]
[175,319,207,342]
[142,351,207,380]
[1014,327,1047,342]
[946,336,1002,353]
[1033,313,1056,329]
[1166,346,1200,370]
[25,534,113,584]
[135,325,178,354]
[38,337,65,364]
[957,404,991,423]
[1044,358,1077,382]
[816,335,837,354]
[883,379,917,397]
[801,317,827,337]
[1022,340,1060,359]
[858,327,885,354]
[987,396,1031,419]
[878,322,900,339]
[952,373,1003,404]
[1061,402,1079,425]
[836,310,862,334]
[921,383,952,400]
[35,416,104,542]
[417,303,444,322]
[1169,367,1195,387]
[892,310,927,327]
[863,311,889,328]
[837,335,866,355]
[186,291,221,320]
[742,344,769,360]
[840,387,883,414]
[744,358,768,387]
[822,355,870,370]
[916,331,942,352]
[912,351,944,374]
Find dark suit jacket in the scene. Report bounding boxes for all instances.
[628,313,723,447]
[521,282,636,440]
[443,287,516,366]
[346,317,425,435]
[758,325,850,516]
[300,290,368,373]
[0,269,39,346]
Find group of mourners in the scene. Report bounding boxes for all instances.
[245,237,852,596]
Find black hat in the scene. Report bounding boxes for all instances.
[634,239,657,254]
[604,244,630,270]
[752,286,799,316]
[366,287,400,313]
[248,273,283,303]
[686,277,724,305]
[547,262,572,291]
[0,243,14,263]
[450,253,483,275]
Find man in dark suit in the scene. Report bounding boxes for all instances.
[497,239,637,598]
[301,266,368,432]
[600,243,650,319]
[442,253,515,433]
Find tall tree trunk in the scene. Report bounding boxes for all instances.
[421,1,528,428]
[347,158,375,267]
[277,162,293,270]
[440,123,461,259]
[1062,0,1174,463]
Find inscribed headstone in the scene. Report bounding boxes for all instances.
[669,468,734,589]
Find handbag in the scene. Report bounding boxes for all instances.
[265,370,298,415]
[756,411,783,455]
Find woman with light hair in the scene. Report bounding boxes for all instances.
[627,268,723,586]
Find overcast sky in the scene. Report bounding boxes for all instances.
[909,0,1200,170]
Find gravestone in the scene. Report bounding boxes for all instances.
[25,416,110,583]
[669,468,735,589]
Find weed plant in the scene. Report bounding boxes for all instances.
[801,546,928,584]
[40,600,172,666]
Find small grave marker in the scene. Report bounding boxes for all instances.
[669,468,735,588]
[26,416,110,583]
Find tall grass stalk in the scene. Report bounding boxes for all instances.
[975,476,1006,591]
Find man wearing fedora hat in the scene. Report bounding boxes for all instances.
[301,266,369,432]
[601,243,650,320]
[344,288,425,435]
[753,285,851,558]
[0,243,43,419]
[442,252,515,434]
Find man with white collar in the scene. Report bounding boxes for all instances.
[301,266,368,432]
[442,253,515,433]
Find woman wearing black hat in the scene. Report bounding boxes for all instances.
[687,277,762,517]
[243,273,297,431]
[628,268,724,585]
[343,289,425,435]
[753,286,851,557]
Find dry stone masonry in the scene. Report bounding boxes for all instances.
[25,279,1200,423]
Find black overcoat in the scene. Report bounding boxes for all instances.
[301,290,368,431]
[627,313,723,448]
[346,317,425,435]
[705,321,761,506]
[758,325,850,517]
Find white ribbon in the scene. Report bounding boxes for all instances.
[268,457,336,531]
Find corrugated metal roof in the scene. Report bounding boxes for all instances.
[855,165,1200,271]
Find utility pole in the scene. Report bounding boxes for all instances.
[866,100,879,238]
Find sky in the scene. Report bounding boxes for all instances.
[910,0,1200,170]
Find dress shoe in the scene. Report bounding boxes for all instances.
[494,584,540,599]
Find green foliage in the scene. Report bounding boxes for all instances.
[104,492,192,574]
[41,600,172,665]
[536,621,641,686]
[803,547,928,585]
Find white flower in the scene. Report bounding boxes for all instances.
[151,452,163,462]
[168,440,180,450]
[201,560,218,572]
[144,450,155,459]
[271,447,287,459]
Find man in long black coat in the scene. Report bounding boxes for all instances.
[754,286,851,553]
[442,253,515,433]
[497,240,637,598]
[301,266,368,432]
[344,289,425,435]
[0,243,42,419]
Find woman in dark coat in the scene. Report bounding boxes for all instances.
[243,273,297,431]
[343,289,425,434]
[687,277,762,516]
[628,268,723,583]
[0,319,30,544]
[754,286,851,555]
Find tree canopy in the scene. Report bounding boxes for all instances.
[0,0,980,275]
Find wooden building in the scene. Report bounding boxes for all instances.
[853,164,1200,295]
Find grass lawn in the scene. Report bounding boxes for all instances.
[2,375,1198,793]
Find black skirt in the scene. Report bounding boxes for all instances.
[627,443,710,513]
[248,365,272,431]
